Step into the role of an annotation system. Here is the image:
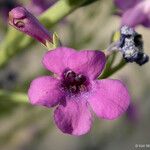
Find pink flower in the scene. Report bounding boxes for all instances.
[28,47,130,135]
[121,0,150,27]
[114,0,150,28]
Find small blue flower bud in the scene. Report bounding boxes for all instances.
[119,26,149,65]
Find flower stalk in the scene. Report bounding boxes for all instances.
[0,89,28,104]
[100,58,127,79]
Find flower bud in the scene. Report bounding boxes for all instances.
[9,7,52,46]
[120,26,149,65]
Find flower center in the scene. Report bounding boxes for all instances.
[61,70,88,94]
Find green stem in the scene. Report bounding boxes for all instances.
[100,59,127,79]
[0,0,87,69]
[0,90,28,104]
[101,52,117,77]
[40,0,81,28]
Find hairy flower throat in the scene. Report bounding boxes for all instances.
[61,70,88,94]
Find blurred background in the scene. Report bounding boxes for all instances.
[0,0,150,150]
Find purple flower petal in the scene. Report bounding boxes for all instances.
[28,76,64,107]
[88,79,130,120]
[42,47,76,76]
[9,7,52,45]
[54,98,92,136]
[114,0,141,11]
[67,49,106,80]
[121,0,150,27]
[121,9,146,28]
[43,47,106,79]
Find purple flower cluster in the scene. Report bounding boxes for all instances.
[114,0,150,28]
